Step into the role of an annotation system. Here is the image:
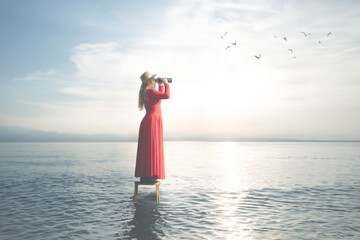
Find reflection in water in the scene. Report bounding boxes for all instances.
[126,194,165,240]
[218,142,250,192]
[215,191,253,239]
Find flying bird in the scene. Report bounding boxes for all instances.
[327,32,332,36]
[288,49,293,53]
[293,56,297,59]
[226,46,231,50]
[301,31,312,37]
[221,32,228,39]
[318,40,322,44]
[231,41,237,46]
[283,37,287,41]
[254,54,261,59]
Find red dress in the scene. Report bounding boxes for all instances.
[135,83,170,179]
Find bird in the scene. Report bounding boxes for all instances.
[327,32,332,36]
[226,46,231,50]
[221,32,228,39]
[318,40,321,44]
[254,54,261,59]
[288,49,293,53]
[292,56,297,59]
[283,37,287,41]
[274,35,277,38]
[231,41,237,46]
[301,31,312,37]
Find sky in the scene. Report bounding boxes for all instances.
[1,0,360,140]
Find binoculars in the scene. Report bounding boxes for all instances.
[156,78,172,83]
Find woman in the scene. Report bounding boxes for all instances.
[135,71,170,183]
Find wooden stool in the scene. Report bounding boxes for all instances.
[133,181,161,203]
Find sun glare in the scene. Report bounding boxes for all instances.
[218,142,249,192]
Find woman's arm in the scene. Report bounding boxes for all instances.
[158,83,164,93]
[147,83,170,99]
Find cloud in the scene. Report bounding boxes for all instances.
[71,42,125,82]
[13,69,59,81]
[58,87,120,100]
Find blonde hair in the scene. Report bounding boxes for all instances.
[138,79,155,110]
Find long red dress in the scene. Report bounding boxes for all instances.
[135,83,170,179]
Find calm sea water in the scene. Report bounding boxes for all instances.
[0,141,359,240]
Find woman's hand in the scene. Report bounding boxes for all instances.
[161,77,168,84]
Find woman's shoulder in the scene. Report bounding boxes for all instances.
[146,88,158,94]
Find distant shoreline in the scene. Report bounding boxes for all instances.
[1,125,359,143]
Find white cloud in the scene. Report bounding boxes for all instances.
[58,87,120,100]
[71,42,128,84]
[13,69,59,81]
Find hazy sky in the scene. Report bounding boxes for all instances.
[1,0,360,140]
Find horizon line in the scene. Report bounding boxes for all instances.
[1,139,360,143]
[1,125,359,142]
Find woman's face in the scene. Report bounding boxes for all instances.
[149,79,155,89]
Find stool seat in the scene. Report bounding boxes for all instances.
[133,181,161,202]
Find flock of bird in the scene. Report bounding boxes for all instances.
[221,31,333,60]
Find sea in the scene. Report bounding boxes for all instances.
[0,141,359,240]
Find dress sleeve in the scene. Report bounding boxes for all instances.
[158,84,164,93]
[147,84,170,99]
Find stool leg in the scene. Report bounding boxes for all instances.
[156,184,160,203]
[133,183,138,201]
